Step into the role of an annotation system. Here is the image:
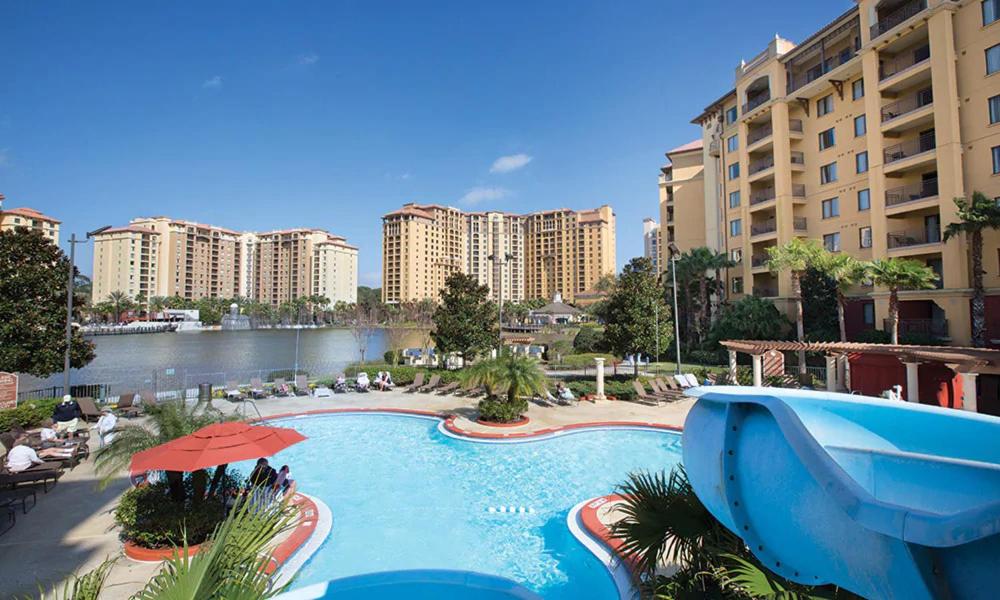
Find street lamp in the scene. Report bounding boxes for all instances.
[668,242,682,376]
[64,225,111,397]
[488,252,513,353]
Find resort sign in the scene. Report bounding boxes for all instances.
[0,372,17,410]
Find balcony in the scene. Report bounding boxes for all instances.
[753,286,778,298]
[884,131,935,168]
[789,119,804,135]
[747,123,773,146]
[787,47,858,94]
[751,220,777,236]
[879,45,931,93]
[885,178,938,210]
[749,155,775,176]
[792,183,806,198]
[790,151,806,172]
[887,226,942,250]
[885,317,948,339]
[751,254,770,270]
[750,187,776,206]
[742,92,771,115]
[793,217,808,231]
[881,89,934,133]
[870,0,928,41]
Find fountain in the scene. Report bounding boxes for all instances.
[221,302,252,331]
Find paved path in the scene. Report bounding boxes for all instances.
[0,390,693,598]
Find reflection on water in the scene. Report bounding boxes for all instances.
[21,328,431,392]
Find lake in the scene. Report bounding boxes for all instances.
[20,328,431,396]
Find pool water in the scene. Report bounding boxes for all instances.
[241,413,683,599]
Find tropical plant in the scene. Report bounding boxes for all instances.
[766,239,823,376]
[866,258,939,344]
[33,557,118,600]
[675,248,734,343]
[707,296,790,348]
[462,353,547,422]
[572,326,606,353]
[810,253,867,342]
[431,272,498,361]
[943,192,1000,347]
[106,290,133,322]
[599,257,673,375]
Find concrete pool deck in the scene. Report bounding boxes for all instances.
[0,390,693,598]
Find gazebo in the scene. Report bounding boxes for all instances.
[721,339,1000,414]
[529,293,585,325]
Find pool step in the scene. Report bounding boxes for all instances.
[487,506,535,514]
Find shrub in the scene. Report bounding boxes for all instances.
[0,398,62,432]
[383,350,404,365]
[572,326,606,353]
[340,363,462,386]
[563,375,640,401]
[476,397,528,423]
[684,349,726,366]
[550,353,618,370]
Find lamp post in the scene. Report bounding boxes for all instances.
[488,252,513,353]
[64,225,111,397]
[668,242,682,376]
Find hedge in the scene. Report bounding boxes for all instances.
[323,364,463,387]
[0,398,62,432]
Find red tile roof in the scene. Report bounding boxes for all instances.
[666,139,703,155]
[2,207,62,224]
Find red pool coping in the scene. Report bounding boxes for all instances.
[266,492,319,574]
[578,494,641,579]
[475,416,530,428]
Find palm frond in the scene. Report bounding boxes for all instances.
[31,557,118,600]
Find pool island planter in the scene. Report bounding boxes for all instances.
[124,540,204,562]
[475,416,530,428]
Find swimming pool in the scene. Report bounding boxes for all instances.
[241,413,682,599]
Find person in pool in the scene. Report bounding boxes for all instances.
[272,465,293,495]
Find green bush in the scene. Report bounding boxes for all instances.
[0,398,62,432]
[476,397,528,423]
[114,471,244,548]
[572,326,606,353]
[684,349,726,366]
[340,363,462,386]
[563,375,641,401]
[383,350,405,365]
[550,353,618,370]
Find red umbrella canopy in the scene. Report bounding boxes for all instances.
[129,421,306,474]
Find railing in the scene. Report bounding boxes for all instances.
[880,44,931,80]
[749,155,775,175]
[742,92,771,114]
[870,0,928,41]
[789,119,804,133]
[881,89,933,122]
[753,286,778,297]
[885,318,948,338]
[787,48,857,93]
[793,217,808,230]
[887,227,942,249]
[709,139,721,157]
[748,123,773,145]
[17,383,112,402]
[884,131,936,163]
[792,183,806,197]
[885,178,938,206]
[752,220,778,236]
[751,254,769,268]
[750,187,776,205]
[790,151,805,165]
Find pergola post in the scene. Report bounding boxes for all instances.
[837,355,849,392]
[594,357,606,401]
[728,350,738,383]
[752,354,763,387]
[825,355,838,391]
[903,362,920,403]
[959,372,978,413]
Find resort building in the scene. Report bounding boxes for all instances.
[677,0,1000,347]
[92,219,357,307]
[657,140,718,273]
[642,218,661,272]
[0,206,61,245]
[382,203,616,304]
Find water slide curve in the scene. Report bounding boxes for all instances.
[682,386,1000,600]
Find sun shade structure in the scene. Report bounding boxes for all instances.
[129,421,306,474]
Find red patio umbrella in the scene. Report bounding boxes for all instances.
[129,421,306,475]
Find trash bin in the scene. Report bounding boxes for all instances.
[198,383,212,405]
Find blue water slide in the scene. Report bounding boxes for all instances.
[682,386,1000,600]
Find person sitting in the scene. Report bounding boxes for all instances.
[39,420,58,443]
[5,436,46,473]
[382,371,394,390]
[52,395,82,436]
[93,409,118,448]
[334,374,348,393]
[247,458,276,489]
[355,372,370,392]
[272,465,293,495]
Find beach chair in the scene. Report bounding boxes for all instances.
[418,374,441,393]
[673,374,693,389]
[115,392,142,418]
[404,373,425,393]
[76,397,101,422]
[294,375,311,396]
[683,373,700,388]
[656,377,679,393]
[436,381,461,395]
[274,378,293,397]
[138,389,158,407]
[0,465,63,493]
[630,381,663,406]
[225,381,246,402]
[649,379,684,402]
[249,377,267,399]
[0,488,36,516]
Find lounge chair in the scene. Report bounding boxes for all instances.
[649,379,684,402]
[455,382,484,397]
[631,381,663,406]
[225,381,246,402]
[404,373,426,393]
[418,374,441,393]
[0,465,63,493]
[76,397,101,422]
[683,373,701,387]
[249,378,267,399]
[294,375,311,396]
[436,381,461,395]
[138,389,158,407]
[0,488,37,515]
[115,392,142,418]
[274,378,293,397]
[673,374,693,389]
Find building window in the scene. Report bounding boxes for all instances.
[823,232,841,252]
[817,95,834,116]
[819,128,836,150]
[863,302,875,326]
[822,197,840,219]
[728,162,740,180]
[994,145,1000,173]
[990,95,1000,124]
[858,188,871,211]
[730,219,742,236]
[856,151,869,173]
[854,114,867,136]
[727,135,739,152]
[820,162,838,184]
[852,79,865,100]
[729,191,741,208]
[726,106,738,124]
[986,0,1000,25]
[859,226,872,249]
[988,43,1000,75]
[731,277,744,294]
[731,248,743,263]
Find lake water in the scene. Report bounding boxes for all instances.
[21,328,429,395]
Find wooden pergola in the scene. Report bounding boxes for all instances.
[721,339,1000,412]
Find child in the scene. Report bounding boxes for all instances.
[273,465,293,495]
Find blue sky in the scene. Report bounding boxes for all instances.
[1,1,848,287]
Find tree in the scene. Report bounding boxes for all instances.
[431,273,498,361]
[707,296,790,348]
[461,353,548,423]
[811,253,867,342]
[599,257,672,375]
[943,192,1000,347]
[801,267,841,342]
[675,248,734,344]
[867,258,939,344]
[0,228,96,377]
[572,326,606,353]
[351,303,379,363]
[766,238,823,376]
[106,290,134,323]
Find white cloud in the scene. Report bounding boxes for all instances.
[460,186,510,205]
[298,53,319,65]
[202,75,223,89]
[489,153,532,174]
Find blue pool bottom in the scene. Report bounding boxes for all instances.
[280,570,542,600]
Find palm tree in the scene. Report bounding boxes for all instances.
[149,296,167,318]
[812,252,866,342]
[676,248,734,344]
[766,238,823,375]
[867,258,939,344]
[462,353,548,405]
[106,290,133,323]
[943,192,1000,347]
[95,401,232,499]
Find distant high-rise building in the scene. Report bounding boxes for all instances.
[0,205,61,245]
[91,225,159,303]
[382,203,616,304]
[642,218,661,272]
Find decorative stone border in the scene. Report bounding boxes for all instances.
[475,416,530,428]
[567,495,638,599]
[124,540,204,562]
